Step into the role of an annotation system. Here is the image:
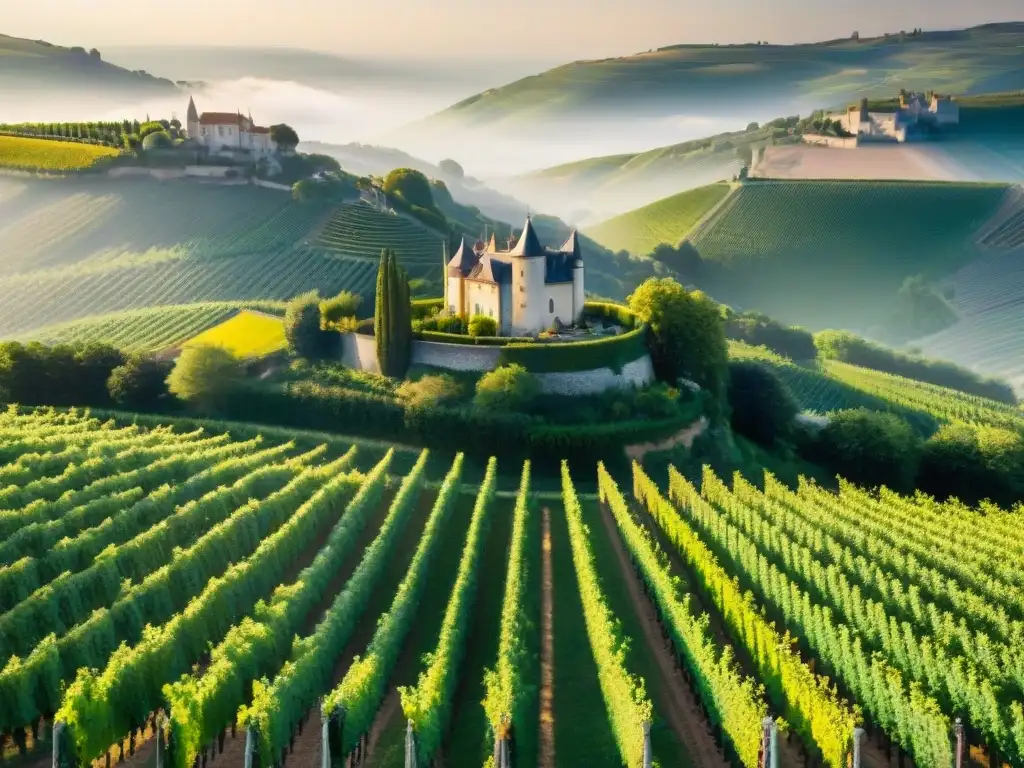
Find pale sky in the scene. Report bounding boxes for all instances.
[5,0,1022,60]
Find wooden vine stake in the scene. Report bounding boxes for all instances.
[955,718,965,768]
[403,720,416,768]
[642,721,653,768]
[853,727,865,768]
[320,705,330,768]
[51,721,65,768]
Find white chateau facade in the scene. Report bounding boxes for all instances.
[185,96,276,157]
[839,92,960,143]
[446,216,585,336]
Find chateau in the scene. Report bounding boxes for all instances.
[840,92,960,142]
[446,216,585,336]
[185,96,276,158]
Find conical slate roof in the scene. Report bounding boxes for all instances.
[447,236,479,277]
[559,230,583,263]
[509,216,544,258]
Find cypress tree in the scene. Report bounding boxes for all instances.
[375,249,391,375]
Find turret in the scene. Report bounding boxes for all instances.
[186,96,200,140]
[510,216,547,334]
[560,230,586,324]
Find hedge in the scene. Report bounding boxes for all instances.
[498,326,649,374]
[412,298,445,319]
[416,330,533,347]
[222,382,687,465]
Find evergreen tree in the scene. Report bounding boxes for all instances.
[375,248,413,377]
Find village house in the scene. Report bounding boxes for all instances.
[445,216,585,336]
[185,96,276,159]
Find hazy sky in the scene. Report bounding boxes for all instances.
[6,0,1022,59]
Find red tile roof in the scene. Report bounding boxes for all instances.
[199,112,246,126]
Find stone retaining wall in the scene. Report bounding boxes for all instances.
[340,332,655,394]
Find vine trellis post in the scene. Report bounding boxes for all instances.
[853,726,864,768]
[955,718,965,768]
[642,721,653,768]
[403,721,416,768]
[760,716,779,768]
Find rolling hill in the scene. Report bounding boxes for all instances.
[586,183,732,254]
[396,24,1024,169]
[0,34,177,94]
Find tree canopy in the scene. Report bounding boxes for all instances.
[375,249,413,377]
[474,364,538,412]
[383,168,434,209]
[285,290,332,359]
[270,124,300,151]
[727,360,799,447]
[628,277,729,410]
[438,159,464,179]
[167,346,244,410]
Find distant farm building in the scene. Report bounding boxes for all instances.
[839,93,960,143]
[445,216,585,336]
[185,96,276,160]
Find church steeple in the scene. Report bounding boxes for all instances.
[509,215,544,258]
[187,96,199,123]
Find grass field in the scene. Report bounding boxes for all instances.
[1,407,1023,768]
[18,302,286,353]
[586,183,731,255]
[688,180,1010,330]
[182,309,287,358]
[0,135,120,172]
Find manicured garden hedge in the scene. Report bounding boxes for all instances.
[405,299,648,371]
[223,381,688,464]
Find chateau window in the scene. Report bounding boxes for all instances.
[218,126,224,137]
[475,303,480,315]
[548,298,554,313]
[520,269,524,277]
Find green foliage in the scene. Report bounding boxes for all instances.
[628,277,728,406]
[400,458,497,763]
[482,462,534,752]
[382,168,434,209]
[474,365,538,412]
[724,310,817,360]
[292,172,359,203]
[814,330,1017,404]
[285,291,332,360]
[138,122,165,140]
[239,452,421,767]
[918,423,1024,507]
[0,342,126,407]
[374,249,412,378]
[319,290,363,327]
[468,314,497,337]
[561,463,653,767]
[882,275,957,342]
[167,345,245,410]
[106,356,172,409]
[728,360,799,447]
[269,124,299,150]
[141,130,173,151]
[810,408,920,490]
[396,373,462,409]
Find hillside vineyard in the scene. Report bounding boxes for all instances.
[0,409,1020,767]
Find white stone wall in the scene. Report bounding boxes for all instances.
[464,280,502,321]
[340,333,655,394]
[545,282,575,328]
[511,255,547,334]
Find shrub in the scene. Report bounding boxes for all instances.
[810,408,920,490]
[285,291,332,359]
[727,360,799,446]
[107,356,173,410]
[475,364,538,413]
[396,374,463,409]
[383,168,434,209]
[814,330,1017,404]
[167,346,244,411]
[138,121,165,140]
[628,278,728,408]
[320,291,363,327]
[142,131,173,151]
[468,314,498,337]
[724,311,817,360]
[0,341,125,407]
[918,423,1024,507]
[269,124,300,151]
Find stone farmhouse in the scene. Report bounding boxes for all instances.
[445,216,585,336]
[839,93,960,143]
[185,96,276,159]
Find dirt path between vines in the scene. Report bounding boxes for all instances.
[538,507,556,768]
[626,418,708,463]
[595,501,727,768]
